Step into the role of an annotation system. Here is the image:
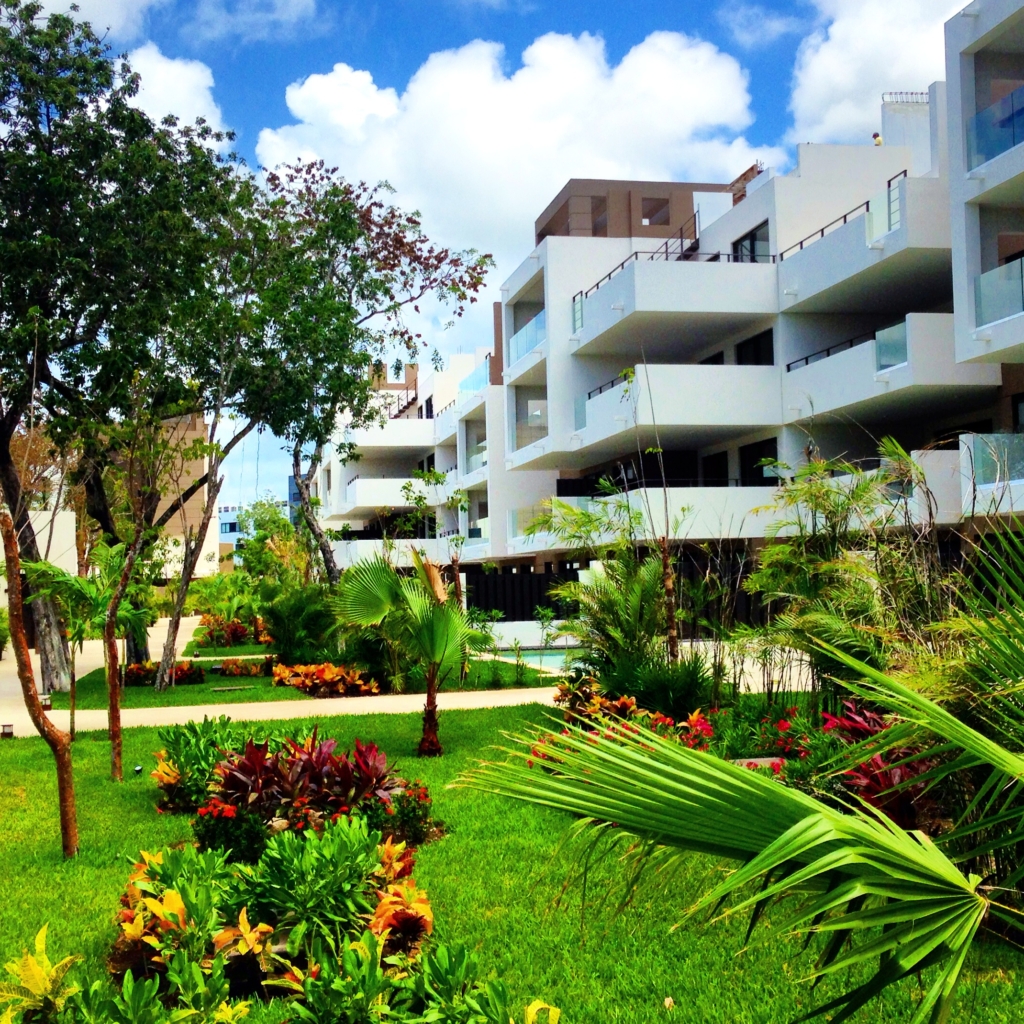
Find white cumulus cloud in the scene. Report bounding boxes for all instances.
[189,0,319,42]
[128,42,228,140]
[39,0,170,40]
[788,0,962,143]
[257,31,783,355]
[717,2,805,49]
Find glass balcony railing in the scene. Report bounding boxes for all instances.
[467,517,490,541]
[976,257,1024,327]
[968,84,1024,170]
[507,309,546,366]
[465,442,488,473]
[875,321,908,371]
[457,358,490,405]
[508,504,547,539]
[972,433,1024,486]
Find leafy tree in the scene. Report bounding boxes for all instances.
[0,1,231,691]
[271,165,492,584]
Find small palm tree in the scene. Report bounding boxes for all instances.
[338,551,487,756]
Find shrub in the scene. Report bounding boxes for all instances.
[360,780,434,846]
[125,660,204,687]
[197,614,250,649]
[152,717,245,812]
[261,584,336,663]
[603,649,713,720]
[237,817,381,950]
[272,661,379,698]
[220,658,264,678]
[192,798,269,863]
[213,731,401,829]
[0,607,9,659]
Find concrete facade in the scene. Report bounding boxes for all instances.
[322,0,1024,575]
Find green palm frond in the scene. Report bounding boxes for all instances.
[337,556,404,625]
[459,720,992,1024]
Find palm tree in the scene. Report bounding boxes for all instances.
[337,551,487,756]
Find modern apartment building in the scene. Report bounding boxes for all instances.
[321,0,1024,609]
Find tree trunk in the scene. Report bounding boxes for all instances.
[293,443,341,585]
[105,529,146,782]
[418,665,443,757]
[451,553,463,606]
[69,648,77,742]
[154,453,223,692]
[0,444,72,692]
[660,536,679,663]
[126,616,150,665]
[0,512,79,858]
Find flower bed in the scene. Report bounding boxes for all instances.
[271,661,380,698]
[124,660,205,687]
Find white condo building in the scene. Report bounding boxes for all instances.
[318,0,1024,615]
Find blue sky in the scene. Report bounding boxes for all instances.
[51,0,960,504]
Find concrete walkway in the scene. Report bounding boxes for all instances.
[0,686,558,737]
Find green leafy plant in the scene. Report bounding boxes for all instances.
[0,607,9,659]
[237,817,381,953]
[0,925,81,1022]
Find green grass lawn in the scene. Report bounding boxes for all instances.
[49,668,311,709]
[180,641,275,658]
[2,707,1023,1023]
[50,659,550,710]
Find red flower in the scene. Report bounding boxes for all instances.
[776,720,792,733]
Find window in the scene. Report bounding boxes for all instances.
[641,197,670,227]
[220,522,238,534]
[425,396,434,419]
[591,196,608,237]
[739,438,778,486]
[514,386,548,450]
[735,329,774,366]
[701,451,730,487]
[699,351,725,365]
[732,220,770,263]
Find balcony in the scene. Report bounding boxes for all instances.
[777,176,951,314]
[345,416,436,456]
[465,441,488,474]
[457,358,490,407]
[571,364,782,467]
[332,477,419,520]
[968,85,1024,170]
[467,516,490,541]
[960,434,1024,517]
[507,309,547,366]
[334,537,448,570]
[976,255,1024,327]
[433,402,457,445]
[573,258,777,358]
[783,314,999,422]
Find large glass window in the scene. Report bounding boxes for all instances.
[739,438,778,486]
[735,329,774,365]
[732,221,770,263]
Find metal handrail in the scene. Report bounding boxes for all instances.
[587,373,628,400]
[435,400,455,417]
[786,331,874,371]
[779,170,907,261]
[573,248,777,308]
[384,385,417,419]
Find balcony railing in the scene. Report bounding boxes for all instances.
[786,331,873,371]
[457,357,490,405]
[968,84,1024,169]
[976,255,1024,327]
[507,310,547,366]
[875,321,908,371]
[779,171,905,260]
[467,517,490,541]
[971,433,1024,486]
[865,175,904,242]
[382,385,417,419]
[785,322,907,372]
[465,443,488,473]
[508,504,548,539]
[587,373,628,400]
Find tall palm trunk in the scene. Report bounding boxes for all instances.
[418,663,443,757]
[1,513,78,857]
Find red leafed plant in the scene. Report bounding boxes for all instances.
[823,700,932,829]
[213,729,401,826]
